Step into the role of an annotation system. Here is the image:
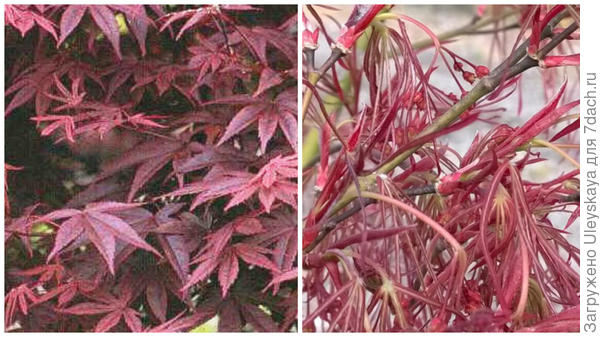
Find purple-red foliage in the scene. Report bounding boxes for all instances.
[302,5,579,332]
[5,5,297,332]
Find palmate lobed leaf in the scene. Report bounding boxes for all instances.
[5,56,103,116]
[182,215,276,297]
[163,165,254,210]
[59,287,142,332]
[5,5,58,40]
[234,243,279,272]
[147,304,218,332]
[217,88,298,153]
[6,4,297,332]
[41,202,161,274]
[222,154,298,212]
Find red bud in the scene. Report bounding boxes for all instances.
[453,61,463,71]
[302,13,320,49]
[463,71,475,84]
[475,65,489,78]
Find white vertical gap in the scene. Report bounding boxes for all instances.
[296,3,304,334]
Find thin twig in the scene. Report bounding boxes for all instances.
[303,184,438,253]
[305,12,578,253]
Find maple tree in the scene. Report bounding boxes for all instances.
[302,5,579,332]
[5,5,297,332]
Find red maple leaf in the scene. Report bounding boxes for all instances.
[152,203,207,283]
[5,5,58,40]
[217,88,298,153]
[226,154,297,212]
[36,202,161,274]
[5,284,38,328]
[58,5,150,59]
[188,38,230,81]
[5,56,104,116]
[58,284,142,332]
[182,215,279,297]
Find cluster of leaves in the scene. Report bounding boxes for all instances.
[302,5,579,332]
[5,5,297,332]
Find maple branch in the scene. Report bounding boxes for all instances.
[303,184,437,254]
[305,12,578,254]
[411,8,518,50]
[460,23,519,35]
[302,8,520,168]
[302,48,344,121]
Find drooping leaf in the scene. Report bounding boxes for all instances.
[59,5,87,46]
[88,6,122,59]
